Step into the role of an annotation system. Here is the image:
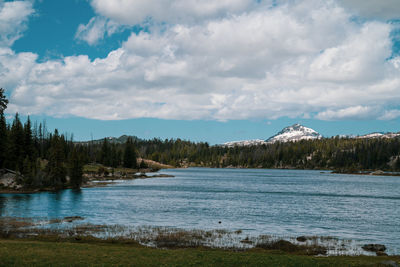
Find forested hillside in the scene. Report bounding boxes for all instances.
[133,136,400,172]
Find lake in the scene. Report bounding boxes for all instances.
[1,168,399,254]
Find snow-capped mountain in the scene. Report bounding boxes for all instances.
[357,132,400,139]
[266,124,322,143]
[222,124,322,147]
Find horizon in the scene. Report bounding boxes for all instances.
[8,114,400,145]
[1,0,400,144]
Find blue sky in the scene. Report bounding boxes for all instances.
[2,0,400,144]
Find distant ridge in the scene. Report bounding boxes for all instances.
[223,139,268,147]
[356,132,400,139]
[76,135,141,145]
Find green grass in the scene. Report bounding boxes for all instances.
[0,239,399,267]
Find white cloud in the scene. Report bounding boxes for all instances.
[75,17,124,45]
[78,0,266,45]
[3,0,400,122]
[75,17,107,45]
[338,0,400,20]
[316,106,376,120]
[379,110,400,120]
[0,0,34,47]
[90,0,262,25]
[0,1,35,92]
[0,48,37,89]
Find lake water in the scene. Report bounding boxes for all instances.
[1,168,399,254]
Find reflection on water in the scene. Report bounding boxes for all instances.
[1,168,399,254]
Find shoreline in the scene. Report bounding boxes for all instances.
[0,170,175,194]
[175,165,400,176]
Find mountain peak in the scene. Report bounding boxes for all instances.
[266,124,322,143]
[222,124,322,147]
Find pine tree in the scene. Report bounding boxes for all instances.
[69,147,83,188]
[0,88,8,114]
[0,89,8,168]
[22,156,33,185]
[7,113,24,171]
[0,113,7,168]
[100,138,111,166]
[47,129,67,188]
[139,159,148,169]
[23,116,34,160]
[123,137,137,169]
[110,144,120,168]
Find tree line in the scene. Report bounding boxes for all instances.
[0,89,139,189]
[132,134,400,172]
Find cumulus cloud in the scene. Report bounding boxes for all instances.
[338,0,400,20]
[0,1,35,92]
[90,0,261,25]
[0,0,34,47]
[3,0,400,122]
[78,0,265,45]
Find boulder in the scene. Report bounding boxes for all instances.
[0,169,22,189]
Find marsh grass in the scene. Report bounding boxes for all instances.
[0,217,384,256]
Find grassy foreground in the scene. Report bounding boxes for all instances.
[0,239,399,267]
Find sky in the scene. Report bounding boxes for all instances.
[1,0,400,144]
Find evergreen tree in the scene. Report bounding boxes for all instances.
[7,113,24,171]
[22,156,33,185]
[139,159,148,169]
[0,113,7,167]
[47,129,67,188]
[110,144,120,168]
[100,138,111,166]
[0,89,8,168]
[23,116,34,160]
[0,88,8,114]
[69,147,84,188]
[123,137,137,168]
